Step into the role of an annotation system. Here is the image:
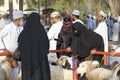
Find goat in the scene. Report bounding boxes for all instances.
[48,55,64,80]
[77,60,120,80]
[77,60,99,77]
[0,60,12,80]
[0,56,19,80]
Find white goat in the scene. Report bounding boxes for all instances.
[77,60,99,77]
[48,54,64,80]
[0,60,12,80]
[77,60,120,80]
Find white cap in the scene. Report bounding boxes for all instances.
[50,11,61,18]
[13,10,23,20]
[2,12,9,16]
[72,10,80,16]
[99,10,106,17]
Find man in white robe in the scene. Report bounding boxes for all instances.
[94,10,108,52]
[0,13,11,30]
[94,10,108,65]
[47,11,63,63]
[0,10,23,80]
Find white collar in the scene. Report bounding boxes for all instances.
[73,19,84,25]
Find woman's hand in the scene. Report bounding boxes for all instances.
[66,47,72,52]
[90,49,96,55]
[110,50,115,56]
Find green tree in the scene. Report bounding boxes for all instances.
[26,0,120,16]
[107,0,120,16]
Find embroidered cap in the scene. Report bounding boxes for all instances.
[50,11,61,18]
[13,10,23,20]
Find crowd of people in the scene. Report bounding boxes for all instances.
[0,9,119,80]
[85,12,120,42]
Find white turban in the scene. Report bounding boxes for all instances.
[99,10,106,17]
[13,10,23,20]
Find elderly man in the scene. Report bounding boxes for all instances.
[0,10,23,80]
[47,11,63,62]
[0,12,11,30]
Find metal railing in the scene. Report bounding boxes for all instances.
[0,50,120,80]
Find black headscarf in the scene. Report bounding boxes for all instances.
[18,12,49,79]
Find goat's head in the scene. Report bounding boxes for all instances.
[48,53,58,63]
[77,61,99,77]
[57,56,72,70]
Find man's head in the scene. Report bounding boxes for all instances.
[13,10,23,26]
[61,10,67,17]
[1,13,9,20]
[50,11,61,23]
[72,10,80,21]
[97,10,106,22]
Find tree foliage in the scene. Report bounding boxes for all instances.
[26,0,120,16]
[107,0,120,16]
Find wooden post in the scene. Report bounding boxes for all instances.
[9,0,13,18]
[38,0,40,14]
[45,0,48,25]
[19,0,23,11]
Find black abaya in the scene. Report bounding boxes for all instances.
[18,13,50,80]
[56,14,73,58]
[72,22,104,62]
[57,27,73,57]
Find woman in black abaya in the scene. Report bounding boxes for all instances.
[57,15,73,58]
[18,12,50,80]
[72,22,104,63]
